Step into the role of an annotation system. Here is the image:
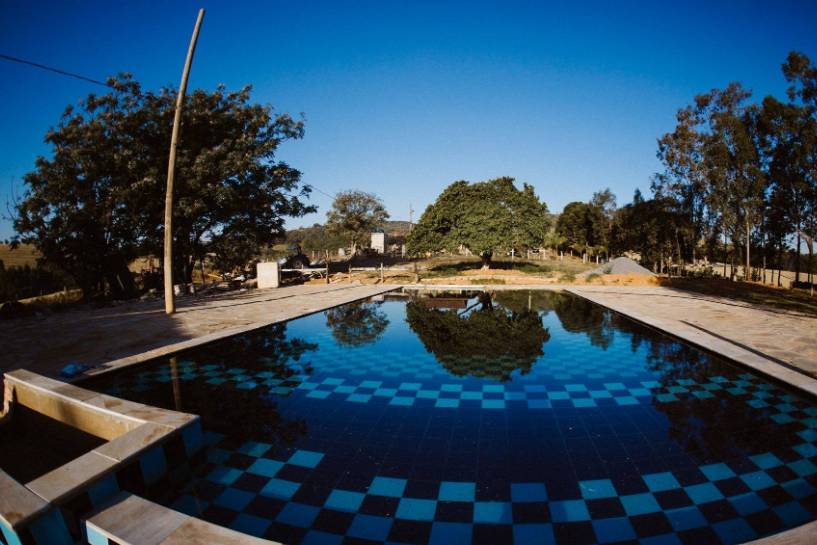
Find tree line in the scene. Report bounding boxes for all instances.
[6,52,816,300]
[408,51,817,286]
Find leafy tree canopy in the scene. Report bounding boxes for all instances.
[406,177,550,268]
[13,74,315,297]
[555,201,606,255]
[325,190,389,254]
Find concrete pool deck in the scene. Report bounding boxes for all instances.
[0,283,397,380]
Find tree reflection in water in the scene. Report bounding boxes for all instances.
[325,301,390,347]
[88,323,317,445]
[550,292,615,349]
[406,292,550,381]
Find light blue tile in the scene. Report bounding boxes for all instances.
[620,493,660,515]
[793,442,817,458]
[435,398,460,409]
[247,458,284,478]
[474,501,513,523]
[527,399,551,409]
[239,441,271,457]
[325,489,365,512]
[207,466,242,485]
[614,396,639,406]
[390,396,415,406]
[482,399,505,409]
[439,481,476,502]
[684,482,724,504]
[643,472,680,492]
[789,459,817,477]
[750,452,783,469]
[579,479,616,499]
[87,526,109,545]
[348,394,372,403]
[572,398,597,408]
[740,471,776,491]
[289,450,324,468]
[700,463,736,481]
[549,500,590,522]
[397,498,437,521]
[589,390,613,399]
[369,476,407,497]
[261,478,300,500]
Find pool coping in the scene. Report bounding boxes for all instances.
[0,369,202,542]
[564,287,817,400]
[75,284,399,383]
[64,283,816,545]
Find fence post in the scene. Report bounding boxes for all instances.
[380,262,384,283]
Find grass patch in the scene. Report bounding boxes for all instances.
[664,278,817,317]
[585,273,601,283]
[471,278,506,285]
[560,272,576,283]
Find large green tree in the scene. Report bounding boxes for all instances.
[13,75,314,298]
[325,190,389,254]
[407,177,550,268]
[555,201,606,256]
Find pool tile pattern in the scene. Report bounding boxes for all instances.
[89,293,817,544]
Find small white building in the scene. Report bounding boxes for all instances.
[370,232,386,254]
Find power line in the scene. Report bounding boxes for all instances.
[308,184,335,200]
[0,53,112,88]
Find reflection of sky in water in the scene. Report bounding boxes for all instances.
[88,291,817,545]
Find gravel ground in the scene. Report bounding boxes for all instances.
[584,257,656,277]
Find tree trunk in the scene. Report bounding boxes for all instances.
[480,252,492,270]
[796,226,801,284]
[745,218,751,282]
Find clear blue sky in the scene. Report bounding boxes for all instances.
[2,0,816,240]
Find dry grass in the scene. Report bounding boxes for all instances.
[0,244,40,268]
[664,277,817,317]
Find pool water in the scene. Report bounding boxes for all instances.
[86,290,817,545]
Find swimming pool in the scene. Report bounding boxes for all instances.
[86,290,817,545]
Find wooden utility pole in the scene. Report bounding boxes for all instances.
[164,8,205,314]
